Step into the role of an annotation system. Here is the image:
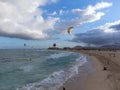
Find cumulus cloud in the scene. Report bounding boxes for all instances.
[55,2,112,34]
[100,20,120,32]
[72,2,112,24]
[0,0,59,40]
[72,20,120,46]
[0,1,112,40]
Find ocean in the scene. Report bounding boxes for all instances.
[0,49,93,90]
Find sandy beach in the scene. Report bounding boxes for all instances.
[59,50,120,90]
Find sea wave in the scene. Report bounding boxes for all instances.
[17,55,89,90]
[20,65,33,72]
[47,52,72,59]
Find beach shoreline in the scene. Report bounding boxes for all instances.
[82,55,112,90]
[58,54,94,90]
[59,50,120,90]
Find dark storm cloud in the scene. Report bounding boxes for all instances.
[110,23,120,31]
[0,30,39,40]
[72,20,120,46]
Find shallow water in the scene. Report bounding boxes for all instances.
[0,49,91,90]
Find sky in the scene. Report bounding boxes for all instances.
[0,0,120,49]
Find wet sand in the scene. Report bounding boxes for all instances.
[59,50,120,90]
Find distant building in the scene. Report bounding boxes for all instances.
[63,47,72,50]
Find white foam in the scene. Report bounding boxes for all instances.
[20,65,33,72]
[68,56,88,77]
[47,52,72,59]
[17,55,89,90]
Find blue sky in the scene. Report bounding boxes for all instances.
[0,0,120,49]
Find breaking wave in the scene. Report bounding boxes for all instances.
[17,55,89,90]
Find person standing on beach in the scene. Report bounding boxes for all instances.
[63,87,66,90]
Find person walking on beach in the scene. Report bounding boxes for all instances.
[63,87,66,90]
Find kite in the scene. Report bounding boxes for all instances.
[67,26,73,34]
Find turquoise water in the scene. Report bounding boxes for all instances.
[0,49,89,90]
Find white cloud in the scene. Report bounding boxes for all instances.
[48,11,57,16]
[72,2,112,24]
[59,9,68,15]
[94,2,112,10]
[0,0,59,40]
[0,1,112,40]
[99,20,120,33]
[54,2,112,34]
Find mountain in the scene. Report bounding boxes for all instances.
[73,45,83,49]
[101,44,120,49]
